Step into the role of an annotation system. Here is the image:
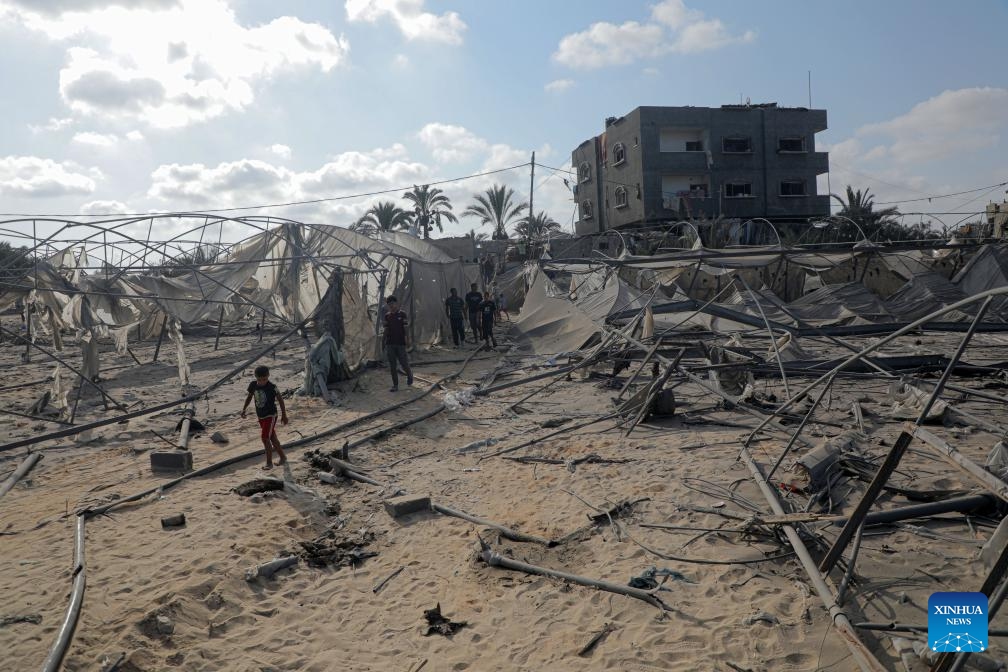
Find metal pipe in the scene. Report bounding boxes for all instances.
[738,446,887,672]
[0,451,42,499]
[41,514,86,672]
[734,274,791,400]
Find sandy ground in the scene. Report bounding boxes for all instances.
[2,322,1008,671]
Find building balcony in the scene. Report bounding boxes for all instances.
[649,151,711,172]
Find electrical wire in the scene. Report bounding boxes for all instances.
[0,162,530,219]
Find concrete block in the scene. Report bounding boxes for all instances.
[210,431,229,444]
[384,494,431,518]
[151,450,193,473]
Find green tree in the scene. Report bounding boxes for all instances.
[466,228,489,242]
[462,184,528,240]
[514,210,562,242]
[350,200,413,237]
[402,184,457,239]
[830,186,901,241]
[0,241,33,284]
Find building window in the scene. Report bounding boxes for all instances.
[685,140,704,152]
[612,143,626,166]
[778,136,807,152]
[614,186,628,208]
[725,182,752,198]
[578,161,591,183]
[689,184,709,198]
[722,136,752,153]
[780,179,807,196]
[581,200,593,219]
[633,136,639,147]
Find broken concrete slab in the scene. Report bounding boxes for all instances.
[150,450,193,473]
[384,494,431,518]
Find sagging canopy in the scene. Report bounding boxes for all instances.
[0,221,479,406]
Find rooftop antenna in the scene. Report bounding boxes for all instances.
[808,70,812,108]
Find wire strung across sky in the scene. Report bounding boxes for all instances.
[0,162,532,219]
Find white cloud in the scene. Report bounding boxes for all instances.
[345,0,466,44]
[821,87,1008,210]
[146,145,429,220]
[553,0,754,69]
[80,199,130,215]
[28,116,74,133]
[269,143,292,160]
[857,87,1008,164]
[6,0,349,128]
[126,129,144,141]
[73,131,118,147]
[544,78,574,93]
[393,53,409,68]
[0,155,99,197]
[417,122,488,164]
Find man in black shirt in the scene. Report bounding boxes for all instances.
[444,287,466,347]
[464,282,483,343]
[383,295,413,392]
[479,291,498,348]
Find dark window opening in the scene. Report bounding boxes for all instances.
[725,182,752,198]
[780,180,806,196]
[689,183,709,198]
[685,140,704,152]
[722,136,752,153]
[578,162,591,183]
[633,136,639,147]
[613,143,626,165]
[615,186,628,208]
[581,200,593,219]
[778,136,806,152]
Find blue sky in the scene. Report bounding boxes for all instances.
[1,0,1006,241]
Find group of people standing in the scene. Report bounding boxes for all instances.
[446,283,506,349]
[381,282,509,392]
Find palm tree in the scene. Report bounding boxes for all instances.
[514,210,562,242]
[466,228,489,242]
[402,184,457,239]
[830,186,901,240]
[462,184,528,240]
[350,201,412,237]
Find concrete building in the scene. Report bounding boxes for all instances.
[571,103,830,235]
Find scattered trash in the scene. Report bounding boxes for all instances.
[577,622,616,657]
[245,555,298,581]
[422,603,467,637]
[155,615,174,635]
[627,566,692,590]
[454,437,498,454]
[297,529,377,568]
[160,513,186,528]
[0,613,41,627]
[210,431,228,444]
[442,387,475,412]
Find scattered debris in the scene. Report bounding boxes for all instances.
[577,622,617,657]
[297,529,377,568]
[210,431,228,444]
[244,555,298,581]
[627,566,692,590]
[742,612,779,627]
[372,566,405,594]
[422,603,467,637]
[160,513,186,528]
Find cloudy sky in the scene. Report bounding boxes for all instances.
[1,0,1006,242]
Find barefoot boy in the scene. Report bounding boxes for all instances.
[241,365,288,468]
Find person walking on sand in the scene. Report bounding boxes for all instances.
[445,287,466,348]
[464,282,483,343]
[497,292,509,321]
[479,291,498,349]
[383,295,413,392]
[241,365,288,469]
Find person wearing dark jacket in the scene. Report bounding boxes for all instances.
[464,282,483,342]
[383,295,413,392]
[444,288,466,347]
[479,291,498,348]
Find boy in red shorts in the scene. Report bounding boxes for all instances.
[241,365,289,468]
